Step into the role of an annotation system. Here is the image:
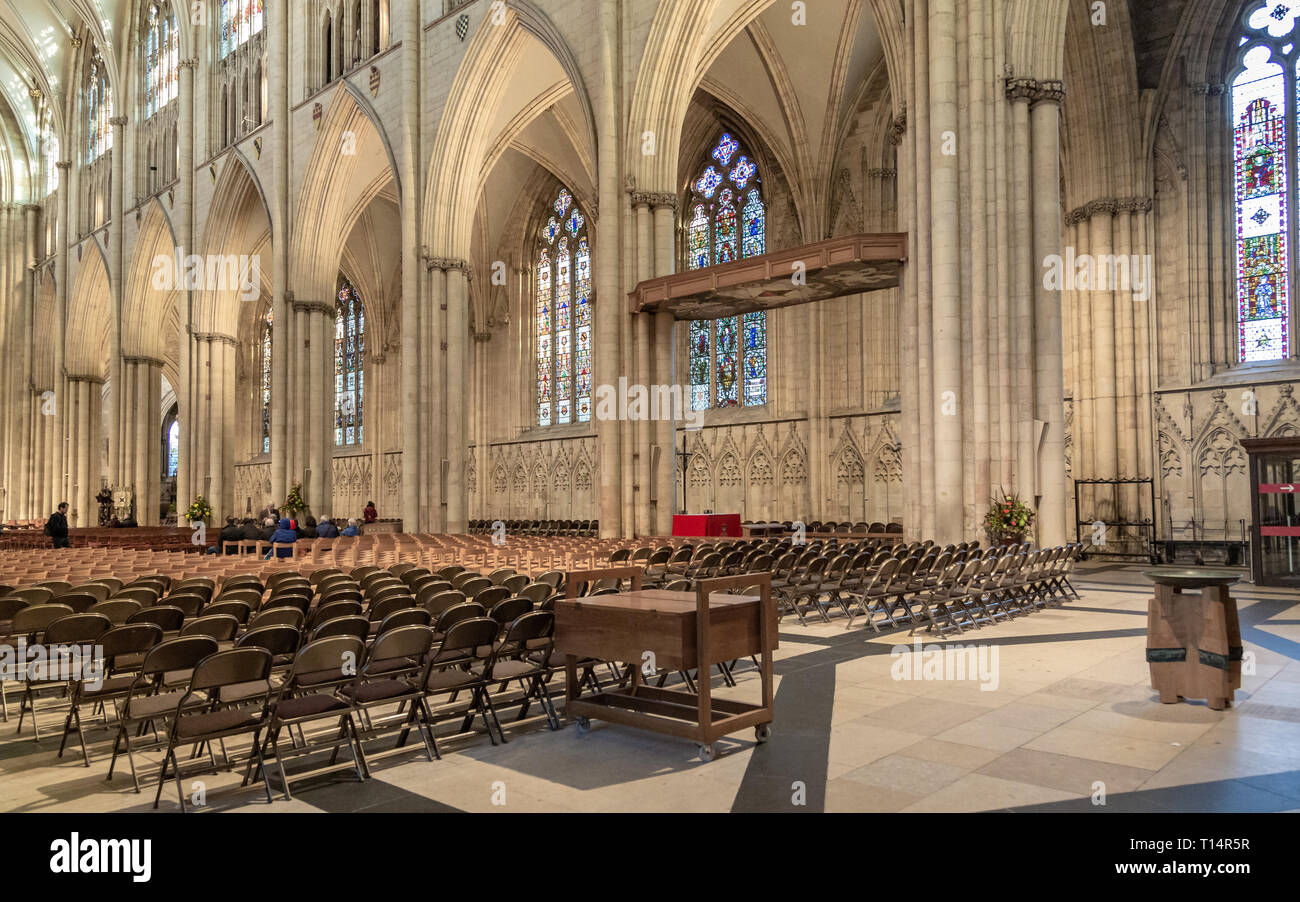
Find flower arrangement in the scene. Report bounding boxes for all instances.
[284,482,305,514]
[983,491,1034,543]
[184,495,212,525]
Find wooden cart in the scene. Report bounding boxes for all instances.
[555,567,776,761]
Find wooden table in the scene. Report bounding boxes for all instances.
[1142,568,1242,711]
[555,570,776,761]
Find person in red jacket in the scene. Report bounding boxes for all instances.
[363,501,378,523]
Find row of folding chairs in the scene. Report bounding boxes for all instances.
[468,519,598,537]
[3,568,573,809]
[781,544,1080,633]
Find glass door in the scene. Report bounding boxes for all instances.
[1257,451,1300,586]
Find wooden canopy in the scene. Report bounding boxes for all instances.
[627,232,907,320]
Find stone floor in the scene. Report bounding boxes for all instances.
[2,563,1298,813]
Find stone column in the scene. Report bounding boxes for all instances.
[425,261,446,531]
[193,338,210,508]
[109,118,126,491]
[651,197,677,536]
[75,378,90,526]
[1088,197,1118,517]
[270,0,290,504]
[399,0,421,533]
[445,262,470,532]
[595,0,621,538]
[632,194,653,536]
[1007,80,1034,508]
[1031,84,1066,545]
[134,362,150,524]
[928,0,963,543]
[0,204,7,518]
[301,299,326,516]
[177,59,196,518]
[207,336,233,525]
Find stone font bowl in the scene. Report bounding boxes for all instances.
[1141,567,1242,589]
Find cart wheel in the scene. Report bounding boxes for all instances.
[575,716,590,733]
[754,724,771,743]
[697,742,717,762]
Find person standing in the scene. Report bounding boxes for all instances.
[45,502,70,549]
[363,501,378,524]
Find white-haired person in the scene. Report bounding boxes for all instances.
[341,518,360,537]
[316,516,339,538]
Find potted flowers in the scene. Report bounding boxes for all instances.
[184,495,212,526]
[284,482,305,516]
[983,491,1034,545]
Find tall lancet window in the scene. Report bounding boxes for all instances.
[220,0,265,58]
[144,2,179,117]
[335,277,365,446]
[686,132,767,409]
[1232,1,1300,362]
[86,54,113,163]
[536,185,592,426]
[261,308,272,453]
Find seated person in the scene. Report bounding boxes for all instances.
[363,501,378,523]
[240,517,262,541]
[259,517,278,542]
[299,516,316,539]
[265,518,298,558]
[218,517,242,554]
[317,517,339,538]
[341,518,360,537]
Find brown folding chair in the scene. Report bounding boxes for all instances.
[153,647,276,811]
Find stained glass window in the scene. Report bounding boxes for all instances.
[86,55,113,163]
[335,277,365,446]
[167,421,179,477]
[1233,3,1300,362]
[261,308,272,454]
[220,0,265,59]
[687,133,768,409]
[144,3,179,118]
[537,185,592,426]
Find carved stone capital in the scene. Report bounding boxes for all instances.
[291,299,335,316]
[1117,196,1153,214]
[1031,80,1066,106]
[122,354,166,368]
[193,332,238,347]
[629,191,657,209]
[56,160,71,171]
[867,168,897,179]
[1190,82,1226,96]
[1005,77,1065,106]
[109,116,128,128]
[1005,76,1038,103]
[178,58,198,70]
[1084,198,1118,218]
[642,192,678,211]
[427,257,472,278]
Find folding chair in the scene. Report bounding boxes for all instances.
[108,636,220,792]
[153,647,276,811]
[59,623,163,766]
[415,617,505,746]
[254,636,369,800]
[343,626,439,762]
[478,610,561,734]
[16,612,111,740]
